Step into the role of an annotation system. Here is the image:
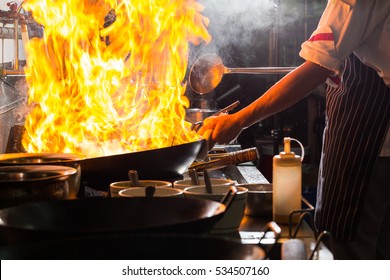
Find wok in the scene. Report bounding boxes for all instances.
[0,196,228,245]
[0,233,266,260]
[80,139,205,191]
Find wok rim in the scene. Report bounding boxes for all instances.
[81,138,205,161]
[0,153,84,164]
[0,165,78,183]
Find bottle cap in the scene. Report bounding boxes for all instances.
[279,137,305,161]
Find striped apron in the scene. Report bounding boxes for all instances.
[316,53,390,243]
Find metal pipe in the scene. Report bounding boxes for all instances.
[1,69,25,76]
[226,66,296,74]
[13,18,19,70]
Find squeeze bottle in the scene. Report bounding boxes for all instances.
[272,137,304,224]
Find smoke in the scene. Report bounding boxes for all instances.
[191,0,303,64]
[201,0,276,41]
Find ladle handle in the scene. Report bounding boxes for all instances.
[219,186,237,211]
[189,168,200,185]
[204,170,213,194]
[128,170,139,187]
[226,66,296,75]
[217,100,240,115]
[145,185,156,198]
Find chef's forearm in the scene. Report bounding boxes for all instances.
[237,60,331,129]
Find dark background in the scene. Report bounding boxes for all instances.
[186,0,327,186]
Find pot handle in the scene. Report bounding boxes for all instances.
[219,185,237,211]
[258,221,282,259]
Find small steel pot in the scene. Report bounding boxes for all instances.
[0,165,78,209]
[238,183,273,217]
[173,178,235,190]
[0,153,83,198]
[185,108,218,124]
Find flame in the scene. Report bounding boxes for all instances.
[21,0,211,157]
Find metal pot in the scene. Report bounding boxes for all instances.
[0,196,230,245]
[185,108,218,124]
[0,165,78,209]
[239,183,273,217]
[0,153,83,198]
[173,178,235,190]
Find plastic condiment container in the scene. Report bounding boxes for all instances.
[272,137,304,224]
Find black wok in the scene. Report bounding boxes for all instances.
[0,196,227,245]
[0,233,266,260]
[80,139,205,191]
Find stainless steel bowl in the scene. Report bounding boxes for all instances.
[185,108,218,124]
[0,165,78,209]
[238,183,273,217]
[0,153,83,198]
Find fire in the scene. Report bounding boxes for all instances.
[21,0,211,157]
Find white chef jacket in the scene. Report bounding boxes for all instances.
[299,0,390,156]
[299,0,390,86]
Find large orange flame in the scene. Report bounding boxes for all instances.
[21,0,211,157]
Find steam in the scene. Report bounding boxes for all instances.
[191,0,303,64]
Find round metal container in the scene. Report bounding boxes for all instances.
[173,178,235,190]
[185,108,218,124]
[0,165,78,209]
[0,153,83,198]
[238,183,273,217]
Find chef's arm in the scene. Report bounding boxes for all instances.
[236,60,332,129]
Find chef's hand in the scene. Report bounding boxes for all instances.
[198,113,244,150]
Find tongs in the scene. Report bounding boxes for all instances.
[191,100,240,132]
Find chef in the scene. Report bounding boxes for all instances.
[199,0,390,259]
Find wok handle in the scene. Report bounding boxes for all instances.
[219,185,237,211]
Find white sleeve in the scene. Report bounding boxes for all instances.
[299,0,353,75]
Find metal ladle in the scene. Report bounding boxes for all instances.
[189,53,296,94]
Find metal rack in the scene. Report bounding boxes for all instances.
[0,3,40,153]
[0,1,42,77]
[287,199,335,260]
